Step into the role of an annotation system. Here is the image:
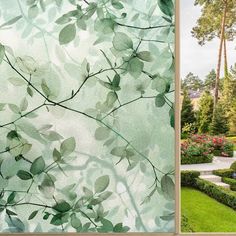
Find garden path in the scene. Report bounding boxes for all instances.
[181,154,236,189]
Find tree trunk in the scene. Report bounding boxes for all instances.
[223,37,228,77]
[214,1,227,108]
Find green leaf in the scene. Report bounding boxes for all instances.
[53,201,71,213]
[8,104,20,114]
[155,94,166,107]
[41,79,51,97]
[30,156,45,175]
[112,32,133,51]
[8,77,26,86]
[28,210,38,220]
[7,192,16,203]
[38,175,55,198]
[98,218,113,232]
[158,0,174,17]
[60,137,76,156]
[0,16,22,29]
[94,18,116,34]
[105,91,117,107]
[27,87,33,97]
[0,44,5,64]
[43,131,63,141]
[20,98,28,112]
[17,170,33,180]
[53,148,62,162]
[113,223,130,232]
[28,5,39,18]
[83,186,93,198]
[50,214,63,226]
[7,130,19,140]
[71,213,82,229]
[59,24,76,45]
[6,209,17,216]
[127,58,144,78]
[76,19,87,30]
[112,74,120,88]
[169,108,175,128]
[137,51,153,62]
[110,146,126,157]
[95,127,110,141]
[0,176,8,189]
[95,175,110,193]
[111,1,124,9]
[6,216,25,231]
[161,175,175,199]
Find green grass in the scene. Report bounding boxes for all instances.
[181,187,236,232]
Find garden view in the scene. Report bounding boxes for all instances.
[181,0,236,232]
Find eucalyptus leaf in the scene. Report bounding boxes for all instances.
[59,24,76,45]
[60,137,76,156]
[127,58,144,78]
[95,175,110,193]
[30,156,45,175]
[155,94,166,107]
[112,32,133,51]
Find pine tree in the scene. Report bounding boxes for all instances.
[228,99,236,135]
[209,103,229,135]
[181,90,196,130]
[197,91,214,133]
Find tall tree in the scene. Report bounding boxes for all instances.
[197,91,214,133]
[192,0,236,107]
[181,89,196,130]
[181,72,203,91]
[204,69,216,90]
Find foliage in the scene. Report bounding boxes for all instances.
[209,103,229,135]
[181,171,200,187]
[213,169,234,178]
[181,139,213,164]
[181,90,196,132]
[204,69,216,90]
[181,187,236,232]
[197,91,214,133]
[192,0,236,45]
[195,178,236,210]
[0,0,175,233]
[222,177,236,191]
[181,72,203,91]
[228,99,236,135]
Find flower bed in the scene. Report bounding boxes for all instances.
[181,140,213,164]
[181,135,234,164]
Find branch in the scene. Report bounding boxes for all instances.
[116,22,174,30]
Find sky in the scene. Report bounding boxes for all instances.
[180,0,236,80]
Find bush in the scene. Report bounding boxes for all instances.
[181,140,213,164]
[181,171,200,186]
[213,169,234,178]
[230,161,236,171]
[195,178,236,210]
[222,177,236,191]
[211,136,234,157]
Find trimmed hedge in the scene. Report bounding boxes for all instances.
[212,168,234,178]
[181,170,200,187]
[222,177,236,191]
[181,154,213,165]
[230,161,236,171]
[195,178,236,210]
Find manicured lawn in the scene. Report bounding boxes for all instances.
[181,187,236,232]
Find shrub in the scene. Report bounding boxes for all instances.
[181,171,200,186]
[230,161,236,171]
[195,178,236,210]
[211,136,234,157]
[213,169,234,178]
[222,177,236,191]
[181,140,213,164]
